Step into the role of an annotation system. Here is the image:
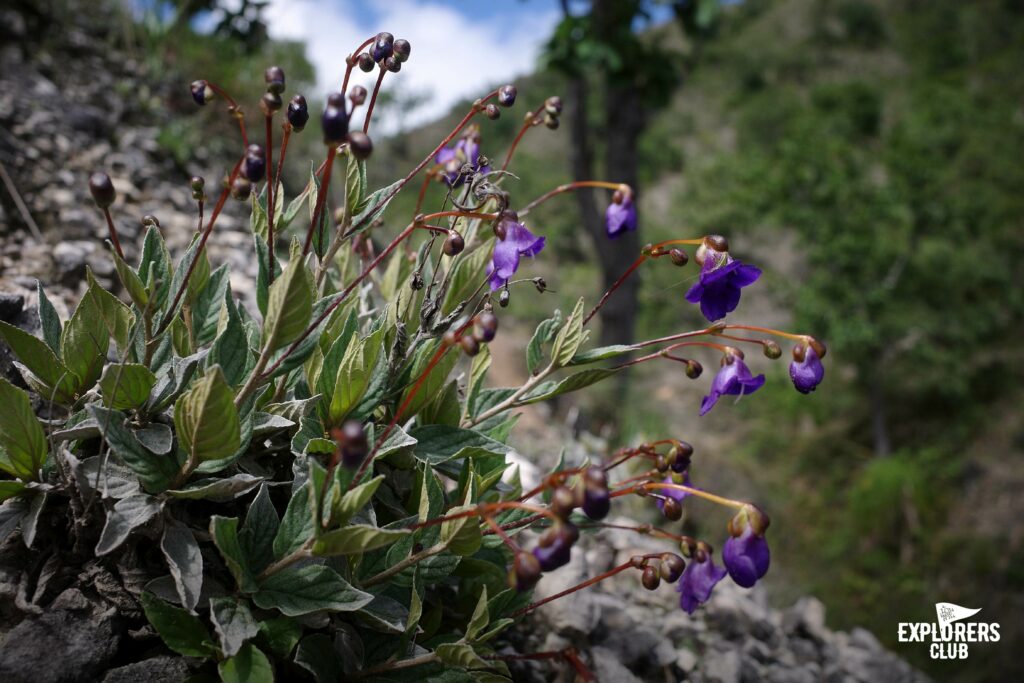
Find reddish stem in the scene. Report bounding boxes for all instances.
[304,145,337,257]
[205,82,247,147]
[511,560,639,618]
[102,207,124,259]
[500,105,544,172]
[268,124,291,283]
[341,36,376,94]
[195,199,204,234]
[583,254,645,326]
[363,66,387,134]
[264,115,276,283]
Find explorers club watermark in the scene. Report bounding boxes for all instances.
[898,603,1000,660]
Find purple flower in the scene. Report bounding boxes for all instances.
[685,251,761,321]
[699,353,766,416]
[435,133,489,186]
[605,193,637,239]
[790,345,825,394]
[677,550,727,614]
[656,473,690,512]
[487,221,545,291]
[533,523,578,572]
[723,526,770,588]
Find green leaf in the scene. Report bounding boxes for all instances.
[410,425,510,465]
[138,225,172,310]
[88,406,180,493]
[254,234,283,318]
[140,592,216,658]
[526,313,563,375]
[210,597,260,657]
[465,586,490,641]
[257,617,301,660]
[0,480,27,502]
[435,642,490,670]
[0,321,74,401]
[36,281,62,353]
[350,179,403,236]
[61,289,109,393]
[240,484,280,574]
[209,291,254,387]
[95,493,161,555]
[218,643,273,683]
[331,474,383,528]
[311,524,411,556]
[167,474,262,502]
[518,368,622,405]
[466,345,491,417]
[161,519,203,611]
[253,565,373,616]
[474,618,514,644]
[441,505,482,557]
[0,377,47,479]
[549,297,585,368]
[99,363,156,410]
[345,153,368,217]
[568,343,637,365]
[112,251,149,310]
[263,239,313,352]
[211,516,256,592]
[328,325,384,424]
[272,482,314,559]
[400,340,460,418]
[191,264,230,345]
[294,633,342,683]
[85,269,135,351]
[175,366,241,463]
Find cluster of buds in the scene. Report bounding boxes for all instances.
[445,309,499,357]
[539,95,562,130]
[639,552,687,591]
[355,31,411,74]
[231,144,266,200]
[260,65,285,116]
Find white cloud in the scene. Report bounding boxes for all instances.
[263,0,559,134]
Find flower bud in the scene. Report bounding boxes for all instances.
[230,177,252,201]
[791,344,806,363]
[704,234,729,252]
[322,95,350,145]
[806,336,827,358]
[694,243,708,266]
[190,175,205,200]
[393,38,411,62]
[484,103,501,120]
[661,497,683,521]
[685,360,703,379]
[582,482,610,521]
[473,311,498,342]
[660,553,686,583]
[358,52,376,72]
[493,220,508,240]
[498,84,517,107]
[545,96,563,116]
[763,340,782,359]
[243,144,266,183]
[141,214,160,228]
[260,91,283,116]
[348,85,368,106]
[88,172,116,208]
[543,112,560,130]
[372,31,394,61]
[443,230,465,256]
[509,551,542,592]
[641,565,661,591]
[190,79,213,106]
[669,248,689,266]
[550,486,576,520]
[498,289,510,307]
[287,95,309,131]
[459,335,480,357]
[384,55,402,73]
[669,442,693,473]
[334,420,369,468]
[264,65,286,94]
[655,455,669,473]
[347,131,373,160]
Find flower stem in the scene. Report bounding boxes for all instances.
[303,145,337,258]
[518,180,625,217]
[512,559,642,618]
[257,540,313,581]
[614,481,745,510]
[264,115,278,284]
[500,104,545,172]
[205,81,247,146]
[583,253,646,326]
[341,37,375,94]
[101,207,124,259]
[363,66,387,134]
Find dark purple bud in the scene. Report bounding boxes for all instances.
[662,497,683,521]
[384,55,401,73]
[264,65,286,95]
[763,340,782,359]
[459,335,480,357]
[321,95,350,145]
[497,84,517,107]
[660,553,686,583]
[393,38,411,62]
[243,144,266,183]
[669,248,689,267]
[685,360,703,379]
[723,509,771,589]
[357,52,376,73]
[582,486,610,520]
[260,91,283,116]
[473,311,498,342]
[669,441,693,473]
[484,103,501,120]
[348,85,368,106]
[190,175,205,200]
[533,523,577,571]
[347,131,373,160]
[333,420,368,468]
[190,79,213,106]
[287,95,309,131]
[642,566,661,590]
[550,486,576,519]
[230,177,252,201]
[544,96,563,116]
[372,31,394,62]
[704,234,729,252]
[88,172,116,208]
[509,551,542,592]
